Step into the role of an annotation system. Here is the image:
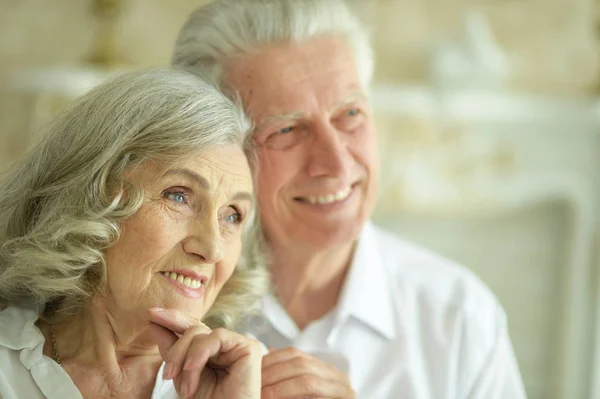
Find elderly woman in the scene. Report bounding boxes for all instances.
[0,69,268,398]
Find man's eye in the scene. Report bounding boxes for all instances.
[346,108,359,116]
[278,126,294,134]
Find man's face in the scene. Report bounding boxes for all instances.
[225,36,379,251]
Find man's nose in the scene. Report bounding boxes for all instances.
[182,214,224,264]
[305,123,352,180]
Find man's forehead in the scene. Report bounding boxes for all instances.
[224,37,359,90]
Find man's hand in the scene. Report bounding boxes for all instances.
[261,347,355,399]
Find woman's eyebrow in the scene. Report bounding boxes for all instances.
[231,191,253,202]
[163,168,253,203]
[162,168,210,190]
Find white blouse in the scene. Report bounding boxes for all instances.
[0,305,178,399]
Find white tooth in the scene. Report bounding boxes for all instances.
[192,280,200,289]
[176,275,184,284]
[317,196,327,204]
[306,196,317,204]
[183,277,192,287]
[336,187,350,200]
[169,272,178,280]
[325,194,335,203]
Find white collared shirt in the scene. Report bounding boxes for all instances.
[243,222,527,399]
[0,306,178,399]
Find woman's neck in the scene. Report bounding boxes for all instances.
[43,298,163,393]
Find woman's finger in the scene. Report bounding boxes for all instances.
[148,322,178,360]
[176,366,204,399]
[148,307,211,335]
[174,330,246,398]
[162,325,211,380]
[183,329,262,372]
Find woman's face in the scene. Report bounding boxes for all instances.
[102,145,253,322]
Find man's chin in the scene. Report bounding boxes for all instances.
[299,221,365,250]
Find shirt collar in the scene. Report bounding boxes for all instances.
[335,221,396,340]
[0,305,43,352]
[259,221,397,341]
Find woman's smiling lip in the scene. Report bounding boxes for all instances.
[164,269,208,285]
[159,269,208,299]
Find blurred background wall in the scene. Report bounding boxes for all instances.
[1,1,599,398]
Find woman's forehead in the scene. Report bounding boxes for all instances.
[137,147,253,194]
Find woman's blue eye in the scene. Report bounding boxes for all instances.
[346,108,359,116]
[166,192,186,204]
[278,126,293,134]
[226,212,242,224]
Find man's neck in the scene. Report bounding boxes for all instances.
[270,240,356,330]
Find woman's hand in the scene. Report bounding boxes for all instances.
[148,307,262,399]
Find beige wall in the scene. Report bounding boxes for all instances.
[1,0,597,169]
[368,0,598,94]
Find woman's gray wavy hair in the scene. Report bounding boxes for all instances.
[0,69,268,329]
[171,0,373,91]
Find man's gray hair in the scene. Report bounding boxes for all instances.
[0,69,268,329]
[172,0,373,90]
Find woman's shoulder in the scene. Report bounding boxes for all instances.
[0,306,84,398]
[0,307,47,399]
[0,305,43,350]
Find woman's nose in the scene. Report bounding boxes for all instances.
[182,216,224,264]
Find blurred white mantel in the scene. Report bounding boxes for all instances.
[6,66,129,97]
[372,84,600,125]
[371,83,600,399]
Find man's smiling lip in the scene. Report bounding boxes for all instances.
[293,182,359,204]
[292,185,358,213]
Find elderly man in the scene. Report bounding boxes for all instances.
[172,0,527,398]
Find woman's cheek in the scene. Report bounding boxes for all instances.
[217,242,242,285]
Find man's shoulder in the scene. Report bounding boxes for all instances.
[366,223,506,326]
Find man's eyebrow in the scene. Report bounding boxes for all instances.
[255,111,304,129]
[253,92,367,131]
[162,168,210,190]
[336,91,367,108]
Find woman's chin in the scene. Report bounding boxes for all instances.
[154,296,209,318]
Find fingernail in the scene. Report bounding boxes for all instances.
[149,307,165,312]
[163,363,173,380]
